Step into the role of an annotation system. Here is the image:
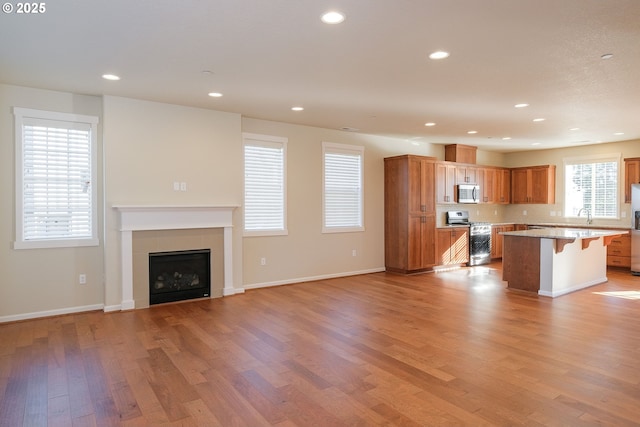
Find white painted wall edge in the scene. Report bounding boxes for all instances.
[243,267,386,291]
[0,303,105,323]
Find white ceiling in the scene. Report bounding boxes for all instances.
[2,0,639,153]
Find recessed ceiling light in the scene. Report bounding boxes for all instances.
[201,70,214,75]
[102,74,120,81]
[569,127,580,131]
[429,51,450,60]
[291,106,304,111]
[614,132,625,135]
[601,53,614,60]
[467,130,478,134]
[321,11,345,24]
[208,92,223,97]
[424,122,436,127]
[502,137,511,140]
[341,127,359,132]
[532,142,541,146]
[514,103,529,108]
[533,118,545,122]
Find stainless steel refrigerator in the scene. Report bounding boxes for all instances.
[632,184,640,275]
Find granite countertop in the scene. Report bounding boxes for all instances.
[522,222,630,230]
[501,228,628,240]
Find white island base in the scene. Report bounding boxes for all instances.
[538,237,607,297]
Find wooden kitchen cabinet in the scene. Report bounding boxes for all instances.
[481,167,510,204]
[491,224,515,259]
[456,164,479,185]
[624,157,640,203]
[444,144,477,164]
[496,168,511,204]
[436,227,469,265]
[384,155,437,273]
[511,165,555,204]
[481,167,495,203]
[607,233,631,268]
[436,162,457,204]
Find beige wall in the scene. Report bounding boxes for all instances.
[0,84,104,320]
[2,81,639,320]
[240,118,443,287]
[102,96,243,309]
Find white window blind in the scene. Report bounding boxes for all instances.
[323,142,364,233]
[14,108,99,249]
[243,133,287,236]
[564,154,619,219]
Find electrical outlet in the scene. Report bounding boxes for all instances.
[622,211,627,218]
[550,211,556,216]
[180,182,187,191]
[352,249,357,257]
[523,210,527,216]
[260,257,266,266]
[79,274,87,284]
[173,181,180,191]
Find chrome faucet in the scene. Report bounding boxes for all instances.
[577,208,592,225]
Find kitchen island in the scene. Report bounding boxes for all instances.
[501,228,628,297]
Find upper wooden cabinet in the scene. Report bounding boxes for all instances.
[436,162,457,204]
[444,144,477,164]
[624,157,640,203]
[455,165,479,185]
[480,167,510,204]
[511,165,556,204]
[384,155,437,273]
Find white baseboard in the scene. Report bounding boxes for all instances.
[0,303,105,323]
[103,304,123,313]
[243,267,385,291]
[1,268,385,322]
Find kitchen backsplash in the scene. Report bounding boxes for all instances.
[436,203,634,228]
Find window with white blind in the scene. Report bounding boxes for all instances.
[243,133,288,236]
[14,107,99,249]
[323,142,364,233]
[564,154,620,220]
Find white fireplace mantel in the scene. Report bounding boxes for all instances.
[113,205,239,310]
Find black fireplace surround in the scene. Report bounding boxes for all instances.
[148,249,211,305]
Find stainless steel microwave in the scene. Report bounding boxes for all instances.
[457,184,480,204]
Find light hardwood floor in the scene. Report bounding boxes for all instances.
[2,262,640,426]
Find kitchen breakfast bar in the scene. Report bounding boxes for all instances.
[501,228,628,297]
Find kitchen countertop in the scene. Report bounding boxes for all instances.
[518,222,630,230]
[501,227,628,240]
[437,222,630,230]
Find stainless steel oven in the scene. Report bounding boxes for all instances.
[446,210,491,266]
[468,222,491,266]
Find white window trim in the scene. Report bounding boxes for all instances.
[14,107,99,249]
[563,152,621,220]
[322,141,365,234]
[243,132,288,237]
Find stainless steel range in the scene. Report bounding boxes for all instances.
[446,210,492,266]
[468,222,491,266]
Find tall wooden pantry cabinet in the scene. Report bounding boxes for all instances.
[384,155,437,273]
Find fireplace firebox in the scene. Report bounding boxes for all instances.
[149,249,211,305]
